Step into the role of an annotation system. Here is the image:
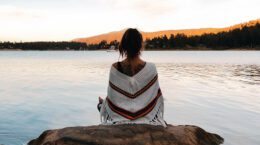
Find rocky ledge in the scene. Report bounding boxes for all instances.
[28,124,224,145]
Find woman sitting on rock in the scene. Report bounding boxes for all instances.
[98,28,167,127]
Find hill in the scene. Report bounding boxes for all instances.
[73,19,260,44]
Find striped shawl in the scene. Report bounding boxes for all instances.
[100,62,166,127]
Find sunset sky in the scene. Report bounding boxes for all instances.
[0,0,259,41]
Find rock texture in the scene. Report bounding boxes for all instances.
[28,124,224,145]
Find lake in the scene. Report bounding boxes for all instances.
[0,51,260,145]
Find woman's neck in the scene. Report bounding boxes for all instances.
[123,56,144,66]
[119,56,146,76]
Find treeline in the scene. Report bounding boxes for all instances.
[0,41,88,50]
[0,40,119,50]
[87,40,119,50]
[1,23,260,50]
[88,23,260,50]
[146,23,260,50]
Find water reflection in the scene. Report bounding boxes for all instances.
[233,65,260,85]
[158,63,260,86]
[0,51,260,145]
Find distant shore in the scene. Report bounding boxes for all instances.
[1,47,260,51]
[1,22,259,51]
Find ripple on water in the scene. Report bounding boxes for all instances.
[0,51,260,145]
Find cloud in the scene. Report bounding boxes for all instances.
[198,0,230,4]
[0,5,46,19]
[134,0,175,16]
[104,0,175,17]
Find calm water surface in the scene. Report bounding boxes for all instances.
[0,51,260,145]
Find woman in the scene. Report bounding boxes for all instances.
[98,28,166,127]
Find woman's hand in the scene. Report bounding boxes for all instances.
[99,96,104,104]
[97,96,104,112]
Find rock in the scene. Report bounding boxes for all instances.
[28,124,224,145]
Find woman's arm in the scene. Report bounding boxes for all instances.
[97,96,104,112]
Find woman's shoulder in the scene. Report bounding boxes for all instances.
[146,61,156,67]
[112,62,118,68]
[145,62,157,71]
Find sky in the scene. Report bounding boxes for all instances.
[0,0,259,42]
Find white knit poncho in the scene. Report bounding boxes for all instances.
[100,62,166,127]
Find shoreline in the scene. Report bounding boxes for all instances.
[0,48,260,51]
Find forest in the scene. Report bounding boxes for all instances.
[145,23,260,50]
[0,23,259,50]
[0,41,87,50]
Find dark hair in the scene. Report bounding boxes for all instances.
[119,28,143,59]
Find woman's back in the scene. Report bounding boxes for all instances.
[100,61,166,127]
[98,28,166,127]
